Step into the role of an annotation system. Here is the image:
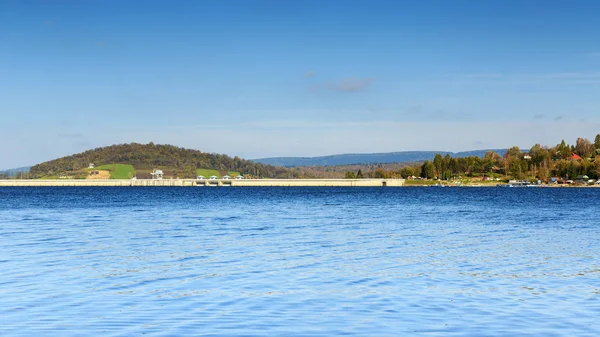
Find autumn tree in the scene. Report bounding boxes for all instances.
[575,138,595,158]
[537,165,549,181]
[374,169,387,178]
[483,151,503,165]
[594,155,600,178]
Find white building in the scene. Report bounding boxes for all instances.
[151,169,164,180]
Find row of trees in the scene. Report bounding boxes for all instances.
[343,135,600,181]
[494,136,600,180]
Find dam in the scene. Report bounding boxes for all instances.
[0,179,405,187]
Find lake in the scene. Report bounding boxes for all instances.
[1,187,599,336]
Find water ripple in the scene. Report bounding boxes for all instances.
[0,187,599,336]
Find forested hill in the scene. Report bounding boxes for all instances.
[29,143,293,179]
[253,149,508,167]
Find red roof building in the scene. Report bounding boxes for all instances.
[569,153,583,161]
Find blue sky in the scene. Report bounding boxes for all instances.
[1,0,600,168]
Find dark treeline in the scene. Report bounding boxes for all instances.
[29,143,301,179]
[344,135,600,181]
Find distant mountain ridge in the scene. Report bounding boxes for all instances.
[252,149,508,167]
[0,166,31,176]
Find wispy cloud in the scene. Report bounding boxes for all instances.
[533,114,545,120]
[311,78,376,93]
[554,115,565,121]
[460,72,600,83]
[331,78,375,92]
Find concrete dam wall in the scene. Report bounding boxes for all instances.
[0,179,405,187]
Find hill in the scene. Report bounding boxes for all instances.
[252,149,508,167]
[29,143,294,179]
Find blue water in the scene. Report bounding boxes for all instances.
[1,187,599,336]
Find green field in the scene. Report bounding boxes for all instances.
[196,168,221,178]
[228,171,241,177]
[95,164,135,179]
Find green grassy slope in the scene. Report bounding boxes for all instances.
[196,168,221,178]
[95,164,135,179]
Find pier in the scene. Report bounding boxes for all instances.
[0,179,405,187]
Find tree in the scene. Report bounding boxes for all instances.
[442,170,452,180]
[595,134,600,150]
[509,158,523,179]
[555,140,571,159]
[356,169,364,179]
[575,138,595,158]
[449,158,459,177]
[567,161,580,179]
[400,167,413,179]
[593,155,600,179]
[421,160,435,179]
[505,146,521,160]
[537,165,549,181]
[442,154,451,176]
[504,146,522,179]
[433,154,443,179]
[529,144,551,169]
[483,151,503,165]
[374,169,387,178]
[344,171,356,179]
